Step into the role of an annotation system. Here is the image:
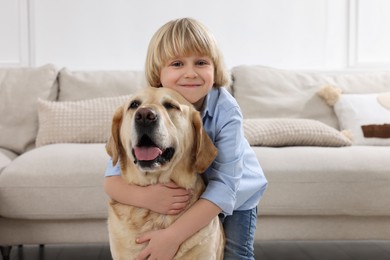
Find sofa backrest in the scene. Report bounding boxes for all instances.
[231,65,390,129]
[0,64,58,154]
[33,69,149,147]
[58,68,147,101]
[2,64,389,153]
[0,66,148,154]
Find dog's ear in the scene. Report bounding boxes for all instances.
[192,111,218,173]
[106,106,124,166]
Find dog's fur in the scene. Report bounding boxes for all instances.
[106,87,224,259]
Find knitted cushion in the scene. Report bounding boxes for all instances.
[243,118,352,147]
[36,95,130,146]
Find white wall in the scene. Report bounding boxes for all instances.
[1,0,390,70]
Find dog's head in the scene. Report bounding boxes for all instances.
[106,87,217,185]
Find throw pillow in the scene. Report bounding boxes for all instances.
[36,95,131,147]
[333,92,390,145]
[318,85,390,145]
[243,118,352,147]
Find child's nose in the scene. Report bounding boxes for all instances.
[184,66,198,78]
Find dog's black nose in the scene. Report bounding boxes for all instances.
[135,108,157,125]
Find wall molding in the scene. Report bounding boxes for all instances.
[348,0,390,68]
[347,0,358,68]
[0,0,31,67]
[27,0,35,66]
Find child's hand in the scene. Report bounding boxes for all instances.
[135,228,179,260]
[145,181,192,215]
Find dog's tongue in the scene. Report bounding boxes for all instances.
[134,146,162,161]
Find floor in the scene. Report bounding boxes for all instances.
[3,241,390,260]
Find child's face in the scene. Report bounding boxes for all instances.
[160,55,214,110]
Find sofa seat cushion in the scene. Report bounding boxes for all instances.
[0,144,110,220]
[255,146,390,216]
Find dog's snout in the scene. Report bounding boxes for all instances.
[135,107,157,125]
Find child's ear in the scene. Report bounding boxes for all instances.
[192,111,218,173]
[106,106,124,166]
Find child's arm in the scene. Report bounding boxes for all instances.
[104,176,192,215]
[136,198,221,260]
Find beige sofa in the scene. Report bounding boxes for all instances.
[1,64,390,258]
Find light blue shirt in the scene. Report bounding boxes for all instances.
[105,87,268,215]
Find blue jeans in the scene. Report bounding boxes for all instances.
[219,207,257,260]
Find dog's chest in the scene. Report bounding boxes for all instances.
[109,201,180,230]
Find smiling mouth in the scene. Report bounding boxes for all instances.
[132,135,175,169]
[180,84,201,87]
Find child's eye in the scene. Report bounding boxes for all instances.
[170,61,183,67]
[196,60,209,66]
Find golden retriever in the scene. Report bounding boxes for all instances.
[106,87,224,259]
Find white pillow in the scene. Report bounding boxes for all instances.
[36,95,131,147]
[333,92,390,145]
[243,118,352,147]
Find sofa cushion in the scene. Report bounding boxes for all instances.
[0,144,109,219]
[36,95,131,147]
[232,65,390,129]
[318,85,390,145]
[0,148,17,172]
[243,118,351,147]
[255,146,390,217]
[58,68,147,101]
[0,64,58,154]
[334,92,390,146]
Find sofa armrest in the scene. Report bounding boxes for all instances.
[0,148,18,172]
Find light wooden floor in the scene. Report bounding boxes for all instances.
[4,241,390,260]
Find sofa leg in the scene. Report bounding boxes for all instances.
[0,246,12,260]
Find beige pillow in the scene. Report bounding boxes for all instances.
[0,64,58,154]
[36,95,131,146]
[243,118,352,147]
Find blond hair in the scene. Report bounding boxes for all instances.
[145,18,231,88]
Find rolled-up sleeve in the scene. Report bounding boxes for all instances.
[105,158,121,176]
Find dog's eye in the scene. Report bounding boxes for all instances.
[163,102,178,110]
[129,100,141,110]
